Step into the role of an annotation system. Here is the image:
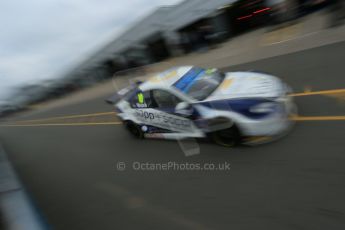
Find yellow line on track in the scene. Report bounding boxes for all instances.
[13,111,117,124]
[1,116,345,128]
[0,122,122,127]
[290,115,345,121]
[1,88,345,126]
[289,88,345,97]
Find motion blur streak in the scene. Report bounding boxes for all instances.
[253,7,271,14]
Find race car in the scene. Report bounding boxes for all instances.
[107,66,296,146]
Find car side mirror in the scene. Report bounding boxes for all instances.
[175,102,192,116]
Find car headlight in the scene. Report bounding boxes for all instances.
[249,102,277,114]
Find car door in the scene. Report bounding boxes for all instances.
[130,89,198,134]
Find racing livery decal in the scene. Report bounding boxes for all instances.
[133,108,195,133]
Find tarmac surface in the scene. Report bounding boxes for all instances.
[0,41,345,229]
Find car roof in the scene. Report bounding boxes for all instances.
[139,66,194,91]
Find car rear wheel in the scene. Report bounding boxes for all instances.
[124,121,144,139]
[211,125,241,147]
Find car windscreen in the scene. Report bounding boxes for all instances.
[184,70,225,101]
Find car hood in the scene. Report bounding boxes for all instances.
[206,72,284,101]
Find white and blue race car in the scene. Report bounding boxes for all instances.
[107,66,296,146]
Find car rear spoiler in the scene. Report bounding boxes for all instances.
[105,80,143,105]
[105,93,122,105]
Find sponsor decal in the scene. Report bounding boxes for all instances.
[133,109,194,133]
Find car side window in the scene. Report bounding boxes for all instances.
[130,90,152,108]
[151,89,181,108]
